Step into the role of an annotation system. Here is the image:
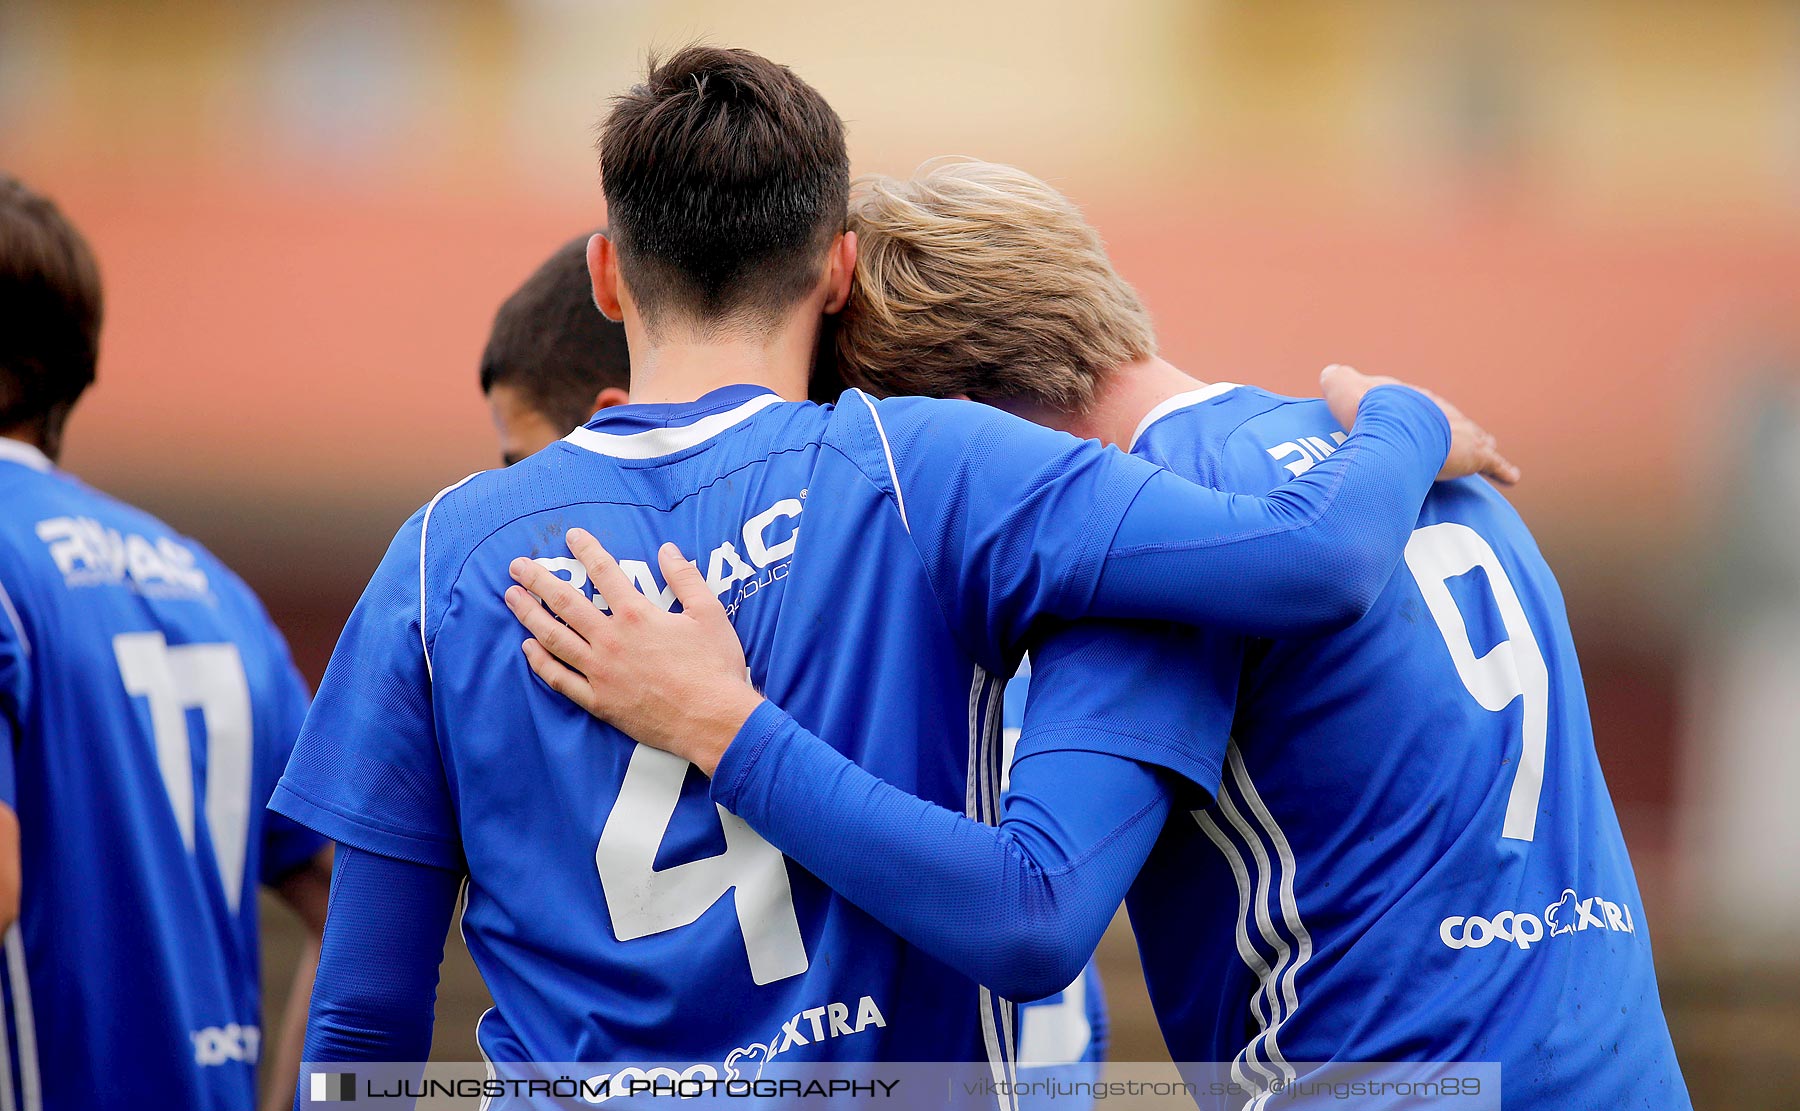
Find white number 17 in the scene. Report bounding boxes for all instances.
[113,632,254,910]
[1405,523,1549,842]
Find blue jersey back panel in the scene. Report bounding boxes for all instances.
[0,447,321,1110]
[275,387,1159,1079]
[1116,386,1688,1108]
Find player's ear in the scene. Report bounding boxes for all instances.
[588,233,625,323]
[822,230,856,315]
[592,386,629,412]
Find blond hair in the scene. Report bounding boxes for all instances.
[837,158,1155,411]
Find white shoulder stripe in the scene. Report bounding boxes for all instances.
[419,472,483,681]
[0,578,27,659]
[852,391,909,533]
[563,393,782,460]
[1128,382,1242,451]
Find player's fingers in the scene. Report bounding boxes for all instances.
[508,557,605,639]
[1481,444,1523,486]
[521,638,600,713]
[567,528,653,621]
[1319,364,1371,431]
[658,543,725,622]
[505,585,600,669]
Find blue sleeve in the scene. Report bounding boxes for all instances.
[259,656,327,885]
[857,393,1161,664]
[1013,618,1240,794]
[1090,385,1449,635]
[298,843,460,1082]
[270,511,462,869]
[712,701,1172,1001]
[866,386,1448,660]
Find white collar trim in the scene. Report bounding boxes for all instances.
[562,392,782,460]
[0,437,52,472]
[1129,383,1242,451]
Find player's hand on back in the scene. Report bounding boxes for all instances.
[505,531,764,775]
[1320,363,1521,486]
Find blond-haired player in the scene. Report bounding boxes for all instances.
[514,160,1687,1109]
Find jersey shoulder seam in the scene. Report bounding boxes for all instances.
[817,434,978,662]
[1211,393,1321,492]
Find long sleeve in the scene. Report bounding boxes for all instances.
[867,383,1450,662]
[296,843,462,1103]
[1089,384,1452,634]
[711,701,1172,1002]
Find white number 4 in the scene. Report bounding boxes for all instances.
[596,745,809,985]
[113,632,254,910]
[1405,523,1550,842]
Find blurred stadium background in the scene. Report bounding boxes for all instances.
[4,0,1797,1105]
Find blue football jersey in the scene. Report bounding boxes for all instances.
[274,386,1167,1081]
[1095,385,1689,1108]
[1002,665,1107,1108]
[0,439,324,1111]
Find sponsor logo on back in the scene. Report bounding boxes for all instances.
[36,516,210,598]
[528,492,803,620]
[1439,888,1636,952]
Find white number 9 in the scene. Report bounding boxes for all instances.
[1405,523,1550,842]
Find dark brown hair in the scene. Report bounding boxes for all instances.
[0,174,102,444]
[480,233,630,433]
[598,46,848,334]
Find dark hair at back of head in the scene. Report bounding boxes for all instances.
[598,45,849,333]
[480,233,631,434]
[0,174,102,436]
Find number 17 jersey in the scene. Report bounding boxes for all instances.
[0,440,323,1111]
[1118,385,1689,1108]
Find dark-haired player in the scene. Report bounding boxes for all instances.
[481,233,632,467]
[474,231,1116,1097]
[0,174,330,1110]
[275,45,1504,1093]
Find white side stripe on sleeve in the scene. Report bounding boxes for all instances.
[853,391,909,534]
[419,473,483,681]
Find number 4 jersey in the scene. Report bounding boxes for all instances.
[272,385,1167,1076]
[270,382,1452,1077]
[0,439,324,1111]
[1121,385,1689,1108]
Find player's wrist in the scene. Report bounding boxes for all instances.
[686,684,766,777]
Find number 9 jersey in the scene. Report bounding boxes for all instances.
[1121,385,1690,1109]
[0,439,324,1111]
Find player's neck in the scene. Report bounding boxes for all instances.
[1061,356,1208,449]
[621,308,818,407]
[0,417,60,464]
